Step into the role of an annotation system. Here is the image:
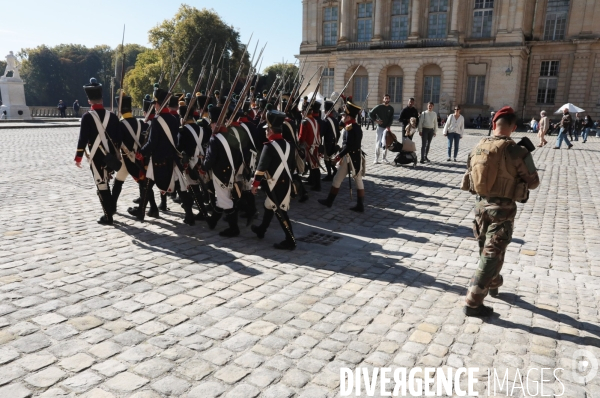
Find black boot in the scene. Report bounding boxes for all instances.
[97,189,114,225]
[159,192,169,211]
[111,179,124,216]
[251,208,274,239]
[190,185,208,220]
[318,187,339,208]
[179,190,195,226]
[128,180,154,221]
[274,211,296,250]
[350,189,365,212]
[147,186,159,218]
[207,209,222,230]
[220,209,240,237]
[311,169,321,191]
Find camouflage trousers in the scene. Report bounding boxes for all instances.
[465,196,517,308]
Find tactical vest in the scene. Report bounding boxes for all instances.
[461,137,528,201]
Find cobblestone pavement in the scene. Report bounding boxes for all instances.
[0,127,599,398]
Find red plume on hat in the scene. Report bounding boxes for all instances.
[492,106,515,129]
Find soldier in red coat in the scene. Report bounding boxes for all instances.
[298,101,322,191]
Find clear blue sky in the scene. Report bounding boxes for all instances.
[0,1,301,71]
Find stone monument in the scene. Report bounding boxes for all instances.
[0,51,32,120]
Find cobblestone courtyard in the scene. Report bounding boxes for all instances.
[0,127,599,397]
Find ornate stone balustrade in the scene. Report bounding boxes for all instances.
[28,107,145,118]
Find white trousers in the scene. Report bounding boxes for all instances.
[375,126,388,161]
[332,158,364,190]
[115,162,129,182]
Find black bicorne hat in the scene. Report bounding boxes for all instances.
[344,101,361,119]
[242,100,251,114]
[83,78,103,101]
[265,110,286,132]
[208,105,221,123]
[258,98,268,110]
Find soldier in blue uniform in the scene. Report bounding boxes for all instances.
[129,85,181,221]
[201,106,244,237]
[318,101,366,212]
[112,94,143,214]
[251,110,297,250]
[321,100,341,181]
[74,78,121,225]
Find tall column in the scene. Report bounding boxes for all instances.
[339,0,353,43]
[373,0,383,41]
[582,0,596,35]
[308,1,318,44]
[497,0,510,33]
[449,0,460,38]
[409,0,420,39]
[302,0,308,44]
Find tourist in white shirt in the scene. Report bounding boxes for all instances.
[417,102,438,163]
[443,105,465,161]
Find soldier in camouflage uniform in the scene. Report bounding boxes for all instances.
[461,106,540,317]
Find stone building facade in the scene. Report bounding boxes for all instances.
[298,0,600,123]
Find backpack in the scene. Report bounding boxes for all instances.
[463,138,513,196]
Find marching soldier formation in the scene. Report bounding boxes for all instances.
[75,42,541,315]
[74,42,371,251]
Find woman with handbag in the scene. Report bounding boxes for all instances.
[443,106,465,162]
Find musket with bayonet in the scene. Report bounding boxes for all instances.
[116,25,126,118]
[301,66,324,119]
[213,34,253,133]
[226,42,266,127]
[199,43,228,119]
[325,65,361,118]
[144,35,203,123]
[182,40,214,123]
[293,65,322,109]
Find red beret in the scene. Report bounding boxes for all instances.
[492,106,515,129]
[492,106,514,124]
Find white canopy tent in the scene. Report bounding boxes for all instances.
[554,103,585,114]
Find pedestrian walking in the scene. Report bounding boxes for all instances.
[461,106,540,317]
[57,100,67,117]
[573,112,582,141]
[398,98,419,137]
[417,102,437,163]
[488,111,495,136]
[369,94,395,164]
[554,108,573,149]
[443,105,464,161]
[538,110,549,147]
[581,115,593,143]
[73,100,80,117]
[475,113,482,129]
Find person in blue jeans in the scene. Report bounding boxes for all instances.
[581,115,593,143]
[554,108,573,149]
[442,106,465,161]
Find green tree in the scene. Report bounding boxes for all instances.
[262,63,299,95]
[113,44,148,89]
[147,4,250,95]
[123,49,162,107]
[0,60,6,75]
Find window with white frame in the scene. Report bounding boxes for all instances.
[323,6,338,46]
[387,77,403,103]
[354,76,369,103]
[357,3,373,42]
[391,0,409,41]
[473,0,494,38]
[322,68,335,98]
[466,76,486,105]
[537,61,559,104]
[544,0,569,41]
[428,0,448,39]
[423,76,441,103]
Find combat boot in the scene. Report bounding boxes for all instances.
[179,191,195,226]
[350,189,365,212]
[318,187,339,208]
[158,192,169,212]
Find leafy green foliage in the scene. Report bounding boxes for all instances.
[262,63,299,94]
